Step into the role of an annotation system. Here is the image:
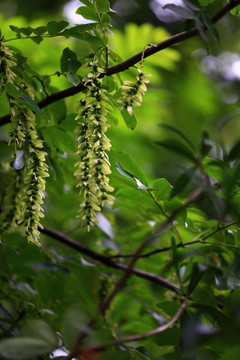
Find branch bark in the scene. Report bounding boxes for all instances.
[0,0,240,127]
[41,225,180,294]
[79,301,187,355]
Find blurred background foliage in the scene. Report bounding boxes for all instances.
[1,0,240,359]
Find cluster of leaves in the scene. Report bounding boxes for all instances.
[1,0,240,359]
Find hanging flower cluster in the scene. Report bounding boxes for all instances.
[0,170,23,235]
[117,69,150,115]
[0,38,16,85]
[17,103,49,245]
[1,98,49,245]
[74,60,114,231]
[0,38,49,245]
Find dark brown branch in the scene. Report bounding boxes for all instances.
[0,0,240,127]
[80,301,187,355]
[41,225,180,294]
[106,0,240,76]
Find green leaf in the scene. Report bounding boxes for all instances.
[66,72,80,86]
[163,4,196,19]
[61,29,104,46]
[156,139,196,162]
[20,26,33,36]
[20,93,44,115]
[121,108,137,130]
[58,113,77,130]
[9,25,21,37]
[80,0,95,10]
[182,0,200,11]
[230,5,240,16]
[60,47,81,74]
[227,140,240,161]
[41,127,77,153]
[195,15,209,43]
[159,123,195,150]
[152,178,173,201]
[62,306,87,348]
[6,82,22,97]
[107,112,119,125]
[101,13,111,29]
[187,262,208,296]
[96,0,110,14]
[156,301,179,317]
[202,12,219,42]
[31,37,43,44]
[76,6,98,21]
[170,169,193,199]
[0,142,14,162]
[32,26,47,36]
[163,199,186,224]
[116,162,148,189]
[0,337,55,359]
[116,188,154,208]
[22,319,57,345]
[114,150,148,185]
[47,20,69,35]
[200,130,212,157]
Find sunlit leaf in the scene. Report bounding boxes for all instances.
[114,150,148,185]
[96,0,111,13]
[66,72,80,86]
[76,6,98,21]
[152,178,173,201]
[121,108,137,130]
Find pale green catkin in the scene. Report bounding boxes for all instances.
[117,69,150,115]
[0,38,49,245]
[74,60,114,231]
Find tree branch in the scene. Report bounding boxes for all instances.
[0,0,239,127]
[41,225,180,294]
[106,220,240,259]
[80,301,187,355]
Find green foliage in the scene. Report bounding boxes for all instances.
[1,0,240,359]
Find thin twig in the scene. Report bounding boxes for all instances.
[41,226,180,293]
[106,220,240,259]
[79,301,187,355]
[1,0,240,127]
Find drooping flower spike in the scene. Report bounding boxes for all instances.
[74,60,114,231]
